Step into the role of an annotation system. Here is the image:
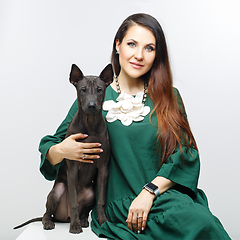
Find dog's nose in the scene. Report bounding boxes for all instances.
[88,102,96,109]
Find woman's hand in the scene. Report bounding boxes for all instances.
[126,177,175,234]
[46,133,103,165]
[126,189,155,234]
[59,133,103,162]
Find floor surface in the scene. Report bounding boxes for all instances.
[15,222,107,240]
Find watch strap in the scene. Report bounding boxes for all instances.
[143,183,160,198]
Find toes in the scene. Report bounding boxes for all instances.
[80,218,89,228]
[69,223,83,234]
[43,221,55,230]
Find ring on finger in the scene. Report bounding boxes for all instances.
[82,154,86,160]
[137,217,142,234]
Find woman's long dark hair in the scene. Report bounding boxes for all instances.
[111,13,198,166]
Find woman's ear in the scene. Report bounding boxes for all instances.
[115,39,120,53]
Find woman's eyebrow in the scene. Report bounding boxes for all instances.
[127,39,156,46]
[148,43,156,47]
[127,38,138,43]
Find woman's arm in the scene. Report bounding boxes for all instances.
[127,88,199,234]
[46,133,103,165]
[126,176,175,233]
[151,176,176,195]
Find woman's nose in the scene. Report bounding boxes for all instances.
[134,48,144,61]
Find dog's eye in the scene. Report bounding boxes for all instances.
[97,87,103,93]
[80,87,86,93]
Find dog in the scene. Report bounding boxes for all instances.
[14,63,113,233]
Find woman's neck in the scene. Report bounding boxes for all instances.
[111,71,145,95]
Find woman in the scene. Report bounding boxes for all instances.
[39,13,230,239]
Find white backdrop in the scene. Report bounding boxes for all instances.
[1,0,239,239]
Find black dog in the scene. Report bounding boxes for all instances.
[14,64,113,233]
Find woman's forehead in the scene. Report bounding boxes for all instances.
[123,25,156,45]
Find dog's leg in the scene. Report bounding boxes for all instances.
[97,157,110,225]
[79,206,91,228]
[67,161,82,234]
[78,184,95,227]
[42,182,66,230]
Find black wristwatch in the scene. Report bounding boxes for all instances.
[143,183,160,198]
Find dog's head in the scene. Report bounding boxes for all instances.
[69,64,113,114]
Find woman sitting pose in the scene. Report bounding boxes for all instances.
[39,13,231,239]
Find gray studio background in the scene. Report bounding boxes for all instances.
[1,0,239,239]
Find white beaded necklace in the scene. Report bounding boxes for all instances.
[115,77,148,103]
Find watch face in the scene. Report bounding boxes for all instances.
[147,183,158,191]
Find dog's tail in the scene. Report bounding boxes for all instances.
[13,217,43,229]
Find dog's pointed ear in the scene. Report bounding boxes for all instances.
[69,64,84,86]
[99,64,114,86]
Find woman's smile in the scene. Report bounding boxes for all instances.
[129,62,144,69]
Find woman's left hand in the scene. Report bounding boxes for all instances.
[126,189,155,233]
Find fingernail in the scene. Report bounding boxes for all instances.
[100,149,103,152]
[137,230,140,234]
[84,134,88,137]
[98,143,101,146]
[97,156,100,159]
[142,227,144,231]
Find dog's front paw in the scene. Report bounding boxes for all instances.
[98,215,108,226]
[80,217,89,228]
[69,222,83,234]
[43,221,55,230]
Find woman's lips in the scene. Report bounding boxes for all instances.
[130,62,144,69]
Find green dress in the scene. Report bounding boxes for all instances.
[39,86,230,240]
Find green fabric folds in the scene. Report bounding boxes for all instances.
[39,86,230,240]
[39,99,78,180]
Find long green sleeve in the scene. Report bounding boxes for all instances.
[157,88,200,194]
[39,100,78,180]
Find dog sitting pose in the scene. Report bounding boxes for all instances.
[14,64,113,234]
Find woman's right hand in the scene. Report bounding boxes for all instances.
[46,133,103,165]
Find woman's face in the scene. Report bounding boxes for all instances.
[116,25,156,80]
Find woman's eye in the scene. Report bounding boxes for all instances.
[127,42,136,47]
[80,87,86,93]
[146,46,155,52]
